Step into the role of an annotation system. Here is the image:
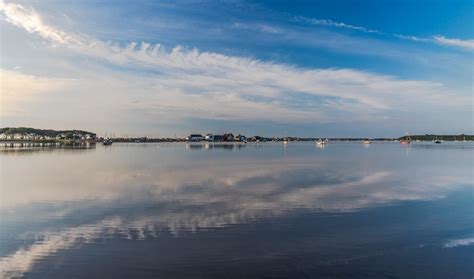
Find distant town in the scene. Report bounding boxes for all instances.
[0,127,473,144]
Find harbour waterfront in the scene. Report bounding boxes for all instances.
[1,142,473,278]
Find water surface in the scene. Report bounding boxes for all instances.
[1,142,473,278]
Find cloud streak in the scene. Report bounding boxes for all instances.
[433,35,474,50]
[0,0,77,45]
[295,16,381,34]
[296,15,473,51]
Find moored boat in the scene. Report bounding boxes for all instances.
[103,138,113,145]
[316,139,326,146]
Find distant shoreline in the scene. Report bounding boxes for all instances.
[1,137,473,144]
[1,127,473,143]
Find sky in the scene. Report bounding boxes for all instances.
[0,0,472,137]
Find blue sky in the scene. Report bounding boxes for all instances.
[0,0,472,137]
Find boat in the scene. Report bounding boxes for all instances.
[103,138,113,145]
[433,137,442,144]
[283,130,289,144]
[400,132,411,144]
[315,139,326,146]
[362,139,371,144]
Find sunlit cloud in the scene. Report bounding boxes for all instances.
[0,0,73,45]
[0,70,73,117]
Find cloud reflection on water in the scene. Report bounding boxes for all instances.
[0,143,472,277]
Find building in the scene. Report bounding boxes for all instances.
[187,134,204,142]
[213,135,224,142]
[234,134,247,142]
[13,133,23,140]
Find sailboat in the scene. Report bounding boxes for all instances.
[283,130,289,144]
[400,132,411,144]
[316,138,326,146]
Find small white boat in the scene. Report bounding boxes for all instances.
[283,130,289,144]
[363,139,371,144]
[316,139,326,146]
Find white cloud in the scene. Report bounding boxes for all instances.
[433,35,474,50]
[396,34,474,50]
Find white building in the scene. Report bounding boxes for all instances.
[187,134,204,142]
[13,133,23,140]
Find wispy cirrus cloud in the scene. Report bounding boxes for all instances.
[231,22,282,34]
[296,15,474,51]
[396,34,474,50]
[294,16,381,34]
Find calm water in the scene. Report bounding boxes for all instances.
[1,142,473,278]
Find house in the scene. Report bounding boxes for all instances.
[223,133,234,141]
[13,133,23,140]
[234,134,247,142]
